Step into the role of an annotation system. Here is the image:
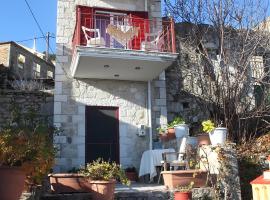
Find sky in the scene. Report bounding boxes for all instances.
[0,0,57,53]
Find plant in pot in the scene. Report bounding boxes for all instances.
[197,121,212,146]
[125,166,138,182]
[174,181,194,200]
[202,120,227,146]
[49,167,92,193]
[157,126,168,142]
[80,159,130,200]
[0,104,56,200]
[167,117,186,139]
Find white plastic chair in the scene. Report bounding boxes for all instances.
[141,31,164,51]
[82,26,105,47]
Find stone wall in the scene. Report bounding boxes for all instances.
[199,144,242,200]
[0,90,54,128]
[54,77,149,171]
[165,64,211,134]
[55,0,165,171]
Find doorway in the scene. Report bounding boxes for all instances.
[85,106,119,164]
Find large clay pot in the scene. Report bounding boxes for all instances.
[197,134,211,146]
[162,170,207,190]
[89,179,116,200]
[0,166,26,200]
[49,173,92,193]
[174,191,192,200]
[209,128,227,146]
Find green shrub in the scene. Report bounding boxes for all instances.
[80,159,130,186]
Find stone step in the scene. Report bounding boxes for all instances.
[115,191,170,200]
[40,193,92,200]
[40,191,170,200]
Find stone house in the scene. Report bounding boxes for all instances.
[0,41,55,85]
[0,42,55,128]
[54,0,177,172]
[165,22,270,136]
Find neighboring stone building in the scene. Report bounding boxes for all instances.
[165,22,270,135]
[0,41,54,85]
[54,0,177,171]
[0,42,55,128]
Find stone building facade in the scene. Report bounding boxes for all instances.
[55,0,177,172]
[0,41,54,83]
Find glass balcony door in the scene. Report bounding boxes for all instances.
[95,11,127,49]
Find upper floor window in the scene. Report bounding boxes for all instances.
[33,62,41,78]
[250,56,264,80]
[17,54,25,69]
[47,70,53,78]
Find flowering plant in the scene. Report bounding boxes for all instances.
[202,120,215,133]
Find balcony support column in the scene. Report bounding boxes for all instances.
[145,0,148,12]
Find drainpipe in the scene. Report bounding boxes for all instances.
[145,0,148,12]
[148,81,153,150]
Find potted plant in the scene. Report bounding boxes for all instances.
[80,159,130,200]
[48,173,92,193]
[174,182,194,200]
[202,120,227,146]
[0,105,56,200]
[125,166,138,182]
[197,121,211,146]
[157,127,168,142]
[167,117,186,139]
[162,169,207,190]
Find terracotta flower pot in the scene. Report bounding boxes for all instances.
[125,172,138,182]
[162,170,207,190]
[159,133,169,142]
[174,191,192,200]
[167,128,176,140]
[89,179,116,200]
[49,173,92,193]
[197,134,211,146]
[0,166,26,200]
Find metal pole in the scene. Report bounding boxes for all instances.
[33,37,36,52]
[46,32,50,61]
[148,81,153,150]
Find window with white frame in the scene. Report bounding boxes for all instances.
[250,56,264,80]
[47,70,53,78]
[17,54,25,69]
[33,62,41,78]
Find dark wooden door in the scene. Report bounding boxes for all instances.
[85,106,119,164]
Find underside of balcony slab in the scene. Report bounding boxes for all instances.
[71,46,178,81]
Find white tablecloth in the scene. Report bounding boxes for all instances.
[139,148,175,181]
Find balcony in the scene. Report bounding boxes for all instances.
[71,6,178,81]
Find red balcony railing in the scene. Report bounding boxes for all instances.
[72,10,176,53]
